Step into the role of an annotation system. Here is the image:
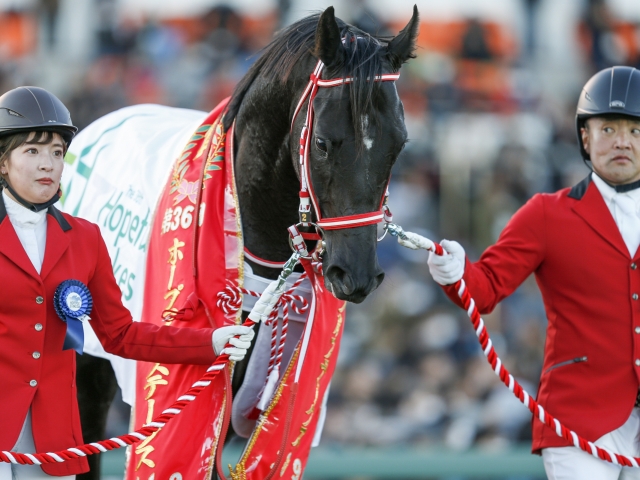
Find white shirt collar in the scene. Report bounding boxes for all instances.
[591,172,640,203]
[2,189,47,229]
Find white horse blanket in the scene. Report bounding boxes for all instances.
[61,104,207,405]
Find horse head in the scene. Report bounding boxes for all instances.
[304,7,419,303]
[226,6,419,304]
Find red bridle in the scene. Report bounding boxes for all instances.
[244,58,400,267]
[291,59,398,231]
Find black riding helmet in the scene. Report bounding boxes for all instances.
[0,87,77,212]
[576,66,640,161]
[0,86,77,145]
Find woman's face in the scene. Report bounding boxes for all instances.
[2,132,65,204]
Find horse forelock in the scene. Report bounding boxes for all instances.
[340,32,389,150]
[223,13,398,146]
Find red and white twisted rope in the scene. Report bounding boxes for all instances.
[216,276,309,402]
[268,275,308,378]
[0,345,249,467]
[415,234,640,468]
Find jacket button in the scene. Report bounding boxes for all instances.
[633,263,638,270]
[29,380,37,387]
[634,294,639,301]
[34,323,43,331]
[35,296,44,304]
[32,352,41,359]
[636,327,640,334]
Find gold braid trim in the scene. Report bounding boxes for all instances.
[232,347,301,473]
[229,463,247,480]
[206,384,227,480]
[291,304,344,447]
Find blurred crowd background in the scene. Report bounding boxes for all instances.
[4,0,640,463]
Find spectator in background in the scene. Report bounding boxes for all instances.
[580,0,624,71]
[200,5,245,73]
[276,0,291,28]
[65,57,128,131]
[95,0,136,57]
[350,0,390,37]
[460,18,494,62]
[456,18,510,112]
[522,0,541,62]
[36,0,58,47]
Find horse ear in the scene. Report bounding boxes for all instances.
[386,5,419,70]
[314,7,345,68]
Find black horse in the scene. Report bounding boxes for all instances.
[77,6,419,479]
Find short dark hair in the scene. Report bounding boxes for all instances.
[0,130,66,173]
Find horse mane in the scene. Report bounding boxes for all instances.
[223,13,393,142]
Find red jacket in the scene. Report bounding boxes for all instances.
[442,176,640,452]
[0,202,216,476]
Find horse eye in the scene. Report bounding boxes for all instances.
[315,137,328,154]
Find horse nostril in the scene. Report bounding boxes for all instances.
[375,271,385,288]
[325,265,355,296]
[342,273,355,295]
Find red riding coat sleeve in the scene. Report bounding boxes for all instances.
[438,183,640,452]
[88,223,217,364]
[441,194,546,313]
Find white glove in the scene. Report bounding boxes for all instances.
[397,230,434,250]
[212,325,255,361]
[427,239,465,285]
[248,279,286,323]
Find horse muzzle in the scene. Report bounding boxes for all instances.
[322,228,385,303]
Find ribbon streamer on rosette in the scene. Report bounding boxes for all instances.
[53,279,93,354]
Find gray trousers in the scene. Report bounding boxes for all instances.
[0,410,75,480]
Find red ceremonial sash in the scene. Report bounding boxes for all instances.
[126,98,345,480]
[229,259,345,480]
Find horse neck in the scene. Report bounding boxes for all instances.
[233,78,304,279]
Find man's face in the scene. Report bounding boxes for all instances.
[581,116,640,185]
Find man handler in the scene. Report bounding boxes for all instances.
[428,66,640,479]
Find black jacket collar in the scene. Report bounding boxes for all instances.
[568,175,592,200]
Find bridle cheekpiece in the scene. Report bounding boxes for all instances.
[290,59,399,234]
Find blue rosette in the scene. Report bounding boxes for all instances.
[54,279,93,354]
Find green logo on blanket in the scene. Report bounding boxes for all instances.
[97,190,150,300]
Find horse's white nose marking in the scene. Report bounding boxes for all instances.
[361,115,373,150]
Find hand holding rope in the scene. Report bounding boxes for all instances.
[386,222,640,468]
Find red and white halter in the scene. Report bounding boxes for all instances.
[245,58,400,267]
[292,59,398,230]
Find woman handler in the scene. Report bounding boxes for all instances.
[0,86,254,479]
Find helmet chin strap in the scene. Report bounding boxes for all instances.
[0,178,61,212]
[590,169,640,193]
[611,177,640,193]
